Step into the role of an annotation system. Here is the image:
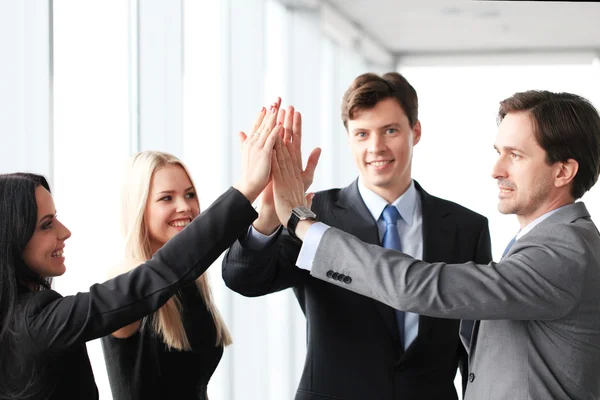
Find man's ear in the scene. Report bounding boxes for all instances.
[413,120,422,146]
[554,158,579,191]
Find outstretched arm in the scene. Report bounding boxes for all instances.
[24,103,284,354]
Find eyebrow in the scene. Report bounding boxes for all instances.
[156,186,195,195]
[494,145,526,154]
[39,214,55,224]
[350,123,400,134]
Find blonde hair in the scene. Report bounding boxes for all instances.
[119,150,232,350]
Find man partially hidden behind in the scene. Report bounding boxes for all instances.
[222,72,492,399]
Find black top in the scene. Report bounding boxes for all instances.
[102,283,223,400]
[1,188,256,400]
[223,180,493,400]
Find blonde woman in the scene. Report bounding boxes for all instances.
[101,150,238,400]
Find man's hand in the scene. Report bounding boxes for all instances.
[233,100,282,203]
[253,104,321,234]
[271,137,313,227]
[286,108,321,194]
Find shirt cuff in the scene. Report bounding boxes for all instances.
[296,222,330,271]
[241,225,282,251]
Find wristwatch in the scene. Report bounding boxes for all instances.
[287,206,317,240]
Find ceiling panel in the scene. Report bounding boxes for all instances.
[327,0,600,54]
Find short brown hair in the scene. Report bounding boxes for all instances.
[498,90,600,199]
[341,72,418,129]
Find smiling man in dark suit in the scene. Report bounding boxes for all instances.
[222,72,492,400]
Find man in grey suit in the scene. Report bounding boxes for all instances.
[270,90,600,399]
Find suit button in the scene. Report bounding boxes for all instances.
[326,270,334,278]
[343,276,352,284]
[337,274,345,281]
[468,373,475,383]
[332,272,339,280]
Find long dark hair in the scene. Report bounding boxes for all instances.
[0,173,54,398]
[0,173,52,345]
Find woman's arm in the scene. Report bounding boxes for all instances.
[23,188,257,356]
[106,259,146,339]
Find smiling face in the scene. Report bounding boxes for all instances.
[347,97,421,203]
[21,186,72,278]
[145,164,199,253]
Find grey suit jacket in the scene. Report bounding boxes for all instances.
[310,202,600,400]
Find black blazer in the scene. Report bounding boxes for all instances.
[3,188,256,400]
[223,180,492,400]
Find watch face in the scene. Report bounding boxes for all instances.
[293,206,316,219]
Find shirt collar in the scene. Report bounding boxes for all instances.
[516,204,570,240]
[357,178,417,226]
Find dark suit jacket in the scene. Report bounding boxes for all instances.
[223,180,492,400]
[3,188,256,400]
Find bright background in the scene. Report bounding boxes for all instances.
[2,1,600,398]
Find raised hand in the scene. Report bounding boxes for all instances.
[233,100,282,203]
[253,104,321,234]
[271,137,312,227]
[285,109,321,192]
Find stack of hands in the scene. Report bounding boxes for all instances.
[233,97,321,233]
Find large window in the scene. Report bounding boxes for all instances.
[52,1,130,398]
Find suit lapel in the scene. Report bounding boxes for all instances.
[335,180,401,342]
[400,182,456,362]
[418,182,456,265]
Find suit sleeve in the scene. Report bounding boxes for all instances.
[310,221,585,321]
[23,188,257,356]
[222,228,310,297]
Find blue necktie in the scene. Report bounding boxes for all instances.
[381,205,405,346]
[502,236,517,258]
